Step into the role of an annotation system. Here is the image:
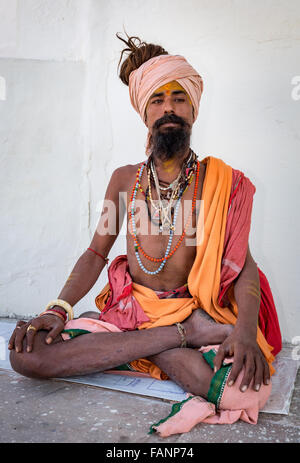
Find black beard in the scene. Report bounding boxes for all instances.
[151,114,191,161]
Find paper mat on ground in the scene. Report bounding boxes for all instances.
[0,321,297,414]
[57,371,188,402]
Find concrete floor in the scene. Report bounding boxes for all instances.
[0,367,299,444]
[0,322,299,443]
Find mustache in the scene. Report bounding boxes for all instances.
[153,114,189,130]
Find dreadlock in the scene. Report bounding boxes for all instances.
[116,32,169,86]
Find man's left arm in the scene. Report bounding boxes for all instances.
[214,245,271,392]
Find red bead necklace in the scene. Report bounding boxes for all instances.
[129,160,200,263]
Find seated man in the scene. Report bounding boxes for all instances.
[9,34,282,436]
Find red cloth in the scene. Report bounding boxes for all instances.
[219,169,255,300]
[257,267,282,356]
[98,255,150,330]
[218,168,282,356]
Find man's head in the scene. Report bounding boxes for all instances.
[117,33,203,158]
[146,81,193,161]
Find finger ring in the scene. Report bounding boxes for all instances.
[26,324,37,333]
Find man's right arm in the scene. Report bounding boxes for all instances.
[53,166,127,311]
[8,167,127,352]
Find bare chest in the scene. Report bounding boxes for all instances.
[125,161,206,291]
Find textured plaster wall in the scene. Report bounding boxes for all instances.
[0,0,299,342]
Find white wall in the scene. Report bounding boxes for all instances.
[0,0,90,317]
[0,0,299,342]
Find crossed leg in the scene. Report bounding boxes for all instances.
[148,348,214,399]
[78,309,224,397]
[10,309,231,399]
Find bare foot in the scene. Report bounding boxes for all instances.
[182,309,233,347]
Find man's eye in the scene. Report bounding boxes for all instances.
[152,99,163,104]
[175,98,185,102]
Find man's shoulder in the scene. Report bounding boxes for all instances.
[110,162,145,189]
[203,155,255,190]
[113,162,144,175]
[204,155,244,177]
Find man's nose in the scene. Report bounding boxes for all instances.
[163,96,175,114]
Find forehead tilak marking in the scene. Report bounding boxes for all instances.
[154,81,186,96]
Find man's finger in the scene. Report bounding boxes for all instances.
[239,354,255,392]
[25,324,38,353]
[8,321,26,349]
[14,323,29,353]
[263,358,271,386]
[253,356,264,391]
[46,324,63,345]
[213,345,226,372]
[8,329,18,350]
[227,351,244,387]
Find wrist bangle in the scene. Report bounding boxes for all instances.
[39,310,66,323]
[46,308,67,322]
[175,322,187,348]
[45,299,74,321]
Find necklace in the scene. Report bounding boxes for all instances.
[150,161,181,192]
[150,150,193,192]
[130,163,182,275]
[137,150,196,200]
[148,150,197,231]
[129,159,200,274]
[151,164,177,231]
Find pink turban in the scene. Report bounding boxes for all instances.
[129,54,203,124]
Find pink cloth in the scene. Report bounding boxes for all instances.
[152,345,272,437]
[98,255,150,330]
[61,322,271,437]
[129,54,203,124]
[61,317,122,340]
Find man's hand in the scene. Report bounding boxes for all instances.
[8,314,65,353]
[213,327,270,392]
